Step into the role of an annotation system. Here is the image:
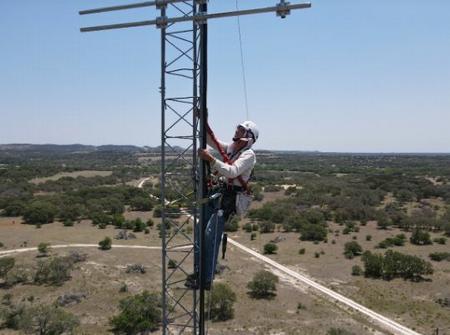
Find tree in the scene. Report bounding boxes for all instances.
[344,241,363,259]
[207,283,236,322]
[247,270,279,299]
[34,256,74,286]
[58,203,83,222]
[99,237,112,250]
[263,243,278,255]
[299,224,327,242]
[90,212,112,226]
[384,250,433,280]
[105,197,125,215]
[3,201,25,217]
[23,201,57,225]
[110,291,162,334]
[362,250,433,281]
[0,257,15,278]
[361,251,383,278]
[18,304,79,335]
[130,196,154,211]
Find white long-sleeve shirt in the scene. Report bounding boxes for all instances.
[207,135,256,186]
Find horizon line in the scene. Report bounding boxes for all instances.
[0,143,449,155]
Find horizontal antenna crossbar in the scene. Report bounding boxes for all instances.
[79,0,189,15]
[80,2,311,32]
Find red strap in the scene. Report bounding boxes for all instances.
[206,123,250,192]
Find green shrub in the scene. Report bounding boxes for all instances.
[243,223,252,233]
[207,283,237,322]
[37,242,51,257]
[247,270,278,299]
[296,302,306,311]
[146,218,154,227]
[119,283,128,293]
[225,216,239,232]
[110,291,162,333]
[132,218,146,232]
[0,257,15,278]
[250,232,257,241]
[299,248,305,255]
[351,265,363,276]
[153,205,162,218]
[344,241,363,259]
[410,229,432,245]
[366,235,372,241]
[429,252,450,262]
[263,243,278,255]
[99,237,112,250]
[327,328,355,335]
[259,221,275,234]
[433,237,447,245]
[63,219,74,227]
[168,259,177,269]
[376,234,406,248]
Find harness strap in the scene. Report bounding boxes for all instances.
[206,123,250,193]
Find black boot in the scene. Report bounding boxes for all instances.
[184,273,199,290]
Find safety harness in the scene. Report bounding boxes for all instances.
[206,123,251,193]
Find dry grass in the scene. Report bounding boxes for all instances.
[1,194,450,334]
[30,170,113,184]
[0,219,381,335]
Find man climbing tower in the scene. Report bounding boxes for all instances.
[200,120,259,219]
[185,121,259,290]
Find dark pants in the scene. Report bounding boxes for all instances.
[194,187,236,286]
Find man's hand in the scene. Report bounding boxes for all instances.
[198,148,215,163]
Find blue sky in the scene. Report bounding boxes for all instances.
[1,0,449,152]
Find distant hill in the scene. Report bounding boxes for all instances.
[0,144,184,154]
[0,144,96,153]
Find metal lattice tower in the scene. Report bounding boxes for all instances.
[79,2,311,334]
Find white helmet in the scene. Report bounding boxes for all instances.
[239,121,259,142]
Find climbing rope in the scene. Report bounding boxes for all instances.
[235,0,250,120]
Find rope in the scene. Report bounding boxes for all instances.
[235,0,249,119]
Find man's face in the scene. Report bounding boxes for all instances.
[234,125,247,139]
